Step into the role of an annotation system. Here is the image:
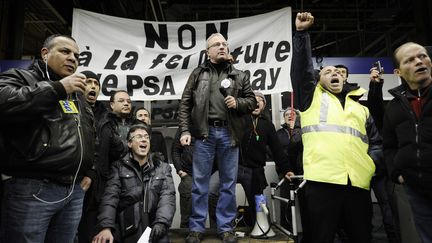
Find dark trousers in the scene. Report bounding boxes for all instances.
[178,175,192,228]
[304,181,372,243]
[371,175,401,243]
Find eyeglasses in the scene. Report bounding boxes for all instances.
[129,134,150,141]
[208,42,228,49]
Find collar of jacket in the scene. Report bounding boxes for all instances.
[389,82,432,100]
[107,111,137,123]
[30,59,63,81]
[123,153,154,177]
[317,83,365,101]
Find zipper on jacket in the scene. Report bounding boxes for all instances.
[415,123,421,166]
[143,181,148,213]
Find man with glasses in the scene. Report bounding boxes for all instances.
[77,90,139,242]
[92,124,175,243]
[178,33,256,243]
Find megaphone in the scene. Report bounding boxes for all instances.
[250,194,276,238]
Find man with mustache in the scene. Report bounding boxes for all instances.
[383,42,432,243]
[81,70,107,123]
[0,34,95,242]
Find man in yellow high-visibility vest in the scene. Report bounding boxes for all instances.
[291,12,382,243]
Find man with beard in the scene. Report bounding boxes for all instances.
[81,70,107,123]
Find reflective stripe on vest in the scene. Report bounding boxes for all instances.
[302,92,369,144]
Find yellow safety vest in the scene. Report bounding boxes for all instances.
[300,84,375,190]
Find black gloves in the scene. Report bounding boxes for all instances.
[149,223,166,242]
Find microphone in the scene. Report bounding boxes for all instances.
[219,78,231,97]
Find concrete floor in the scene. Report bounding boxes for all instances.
[169,227,294,243]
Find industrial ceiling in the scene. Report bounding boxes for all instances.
[1,0,431,59]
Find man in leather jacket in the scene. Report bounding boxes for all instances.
[92,124,175,243]
[178,33,256,243]
[0,34,95,243]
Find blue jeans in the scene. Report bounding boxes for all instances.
[404,184,432,243]
[1,178,85,243]
[189,126,238,234]
[209,165,256,226]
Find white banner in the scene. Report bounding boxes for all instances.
[72,8,292,101]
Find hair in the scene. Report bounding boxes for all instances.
[134,107,150,117]
[206,33,226,49]
[127,124,152,141]
[335,64,349,78]
[109,90,128,102]
[283,108,300,116]
[392,42,426,69]
[43,34,76,50]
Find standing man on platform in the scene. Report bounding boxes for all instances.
[178,33,256,243]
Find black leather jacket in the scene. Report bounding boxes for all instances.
[96,153,176,242]
[178,60,256,145]
[0,60,95,183]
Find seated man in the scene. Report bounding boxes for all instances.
[92,124,176,243]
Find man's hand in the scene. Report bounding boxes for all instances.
[224,95,237,109]
[296,12,314,31]
[370,67,383,83]
[149,223,166,242]
[92,228,113,243]
[285,171,296,181]
[80,176,92,192]
[178,170,189,178]
[60,73,87,95]
[180,134,191,146]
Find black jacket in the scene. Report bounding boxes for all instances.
[171,128,194,175]
[383,83,432,200]
[0,60,95,183]
[151,131,168,162]
[240,115,292,192]
[177,60,257,145]
[83,111,128,211]
[97,153,176,242]
[276,120,303,174]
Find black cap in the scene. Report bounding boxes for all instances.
[80,70,99,85]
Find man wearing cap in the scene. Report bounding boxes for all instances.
[209,91,293,226]
[81,70,107,123]
[77,70,110,243]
